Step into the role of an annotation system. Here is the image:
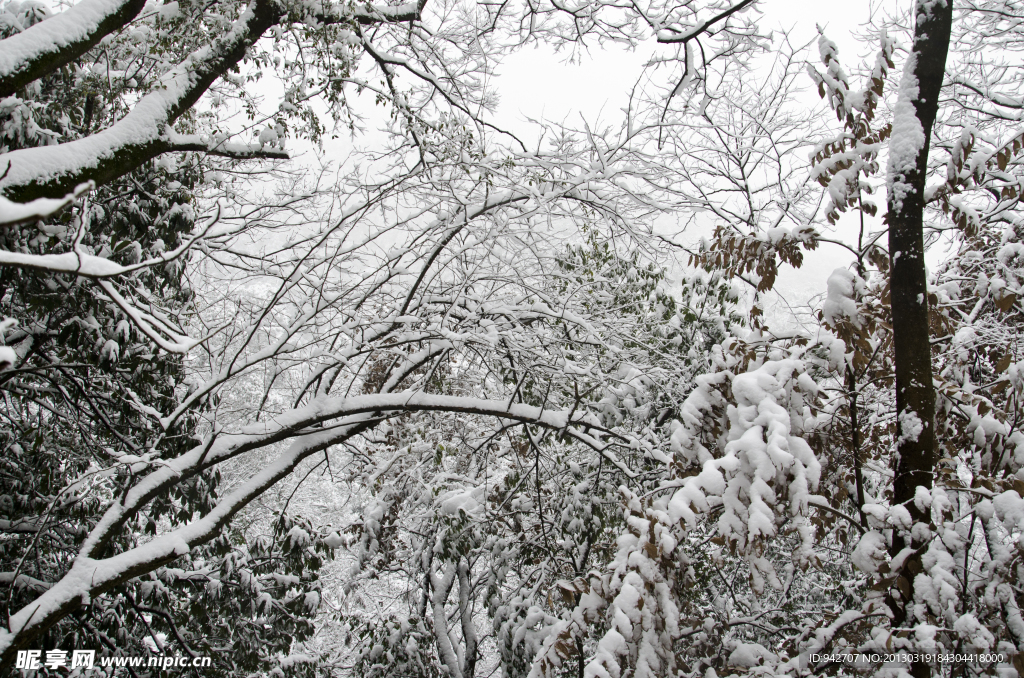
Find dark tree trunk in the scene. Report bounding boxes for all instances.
[846,366,867,529]
[886,1,953,676]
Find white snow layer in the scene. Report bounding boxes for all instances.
[0,0,138,80]
[887,51,925,212]
[822,268,863,328]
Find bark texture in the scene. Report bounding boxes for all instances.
[886,1,952,675]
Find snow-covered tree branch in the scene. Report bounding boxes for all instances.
[3,0,1024,676]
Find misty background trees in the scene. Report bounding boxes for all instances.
[0,0,1022,677]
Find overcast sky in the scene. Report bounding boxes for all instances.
[493,0,900,130]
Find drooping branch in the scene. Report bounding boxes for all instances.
[0,387,634,662]
[91,387,632,567]
[0,203,219,278]
[0,419,373,664]
[96,279,200,353]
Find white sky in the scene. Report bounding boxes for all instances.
[492,0,899,129]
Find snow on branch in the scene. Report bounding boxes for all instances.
[0,0,428,201]
[296,0,423,24]
[0,0,283,201]
[348,1,423,24]
[0,205,222,352]
[96,279,200,353]
[165,132,290,160]
[0,203,220,278]
[655,0,757,44]
[122,391,629,563]
[0,180,91,227]
[0,0,147,98]
[0,390,633,661]
[951,76,1024,110]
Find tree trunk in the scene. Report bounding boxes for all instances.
[846,366,867,529]
[886,1,952,675]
